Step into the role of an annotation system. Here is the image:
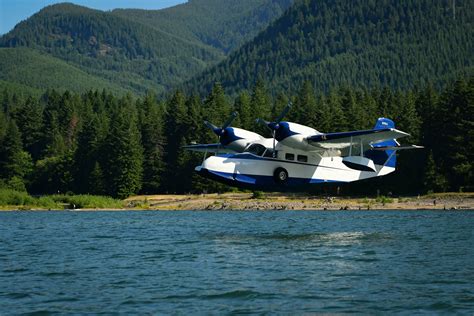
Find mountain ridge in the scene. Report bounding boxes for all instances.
[0,1,292,95]
[185,0,474,95]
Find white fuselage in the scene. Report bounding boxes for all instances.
[196,145,395,189]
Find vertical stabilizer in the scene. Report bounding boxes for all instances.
[367,118,397,167]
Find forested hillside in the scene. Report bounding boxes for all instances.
[0,48,129,95]
[0,76,472,197]
[0,1,292,95]
[187,0,474,95]
[112,0,293,53]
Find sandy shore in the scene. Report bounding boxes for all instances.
[122,192,474,211]
[1,193,472,211]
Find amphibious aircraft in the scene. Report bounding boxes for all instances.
[185,103,421,189]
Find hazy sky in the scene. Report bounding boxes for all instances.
[0,0,187,35]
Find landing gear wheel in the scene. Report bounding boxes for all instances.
[274,167,288,184]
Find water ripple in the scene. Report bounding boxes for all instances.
[0,210,473,314]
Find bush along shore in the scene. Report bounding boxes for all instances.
[1,190,472,211]
[0,189,123,210]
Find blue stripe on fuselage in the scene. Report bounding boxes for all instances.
[197,168,341,190]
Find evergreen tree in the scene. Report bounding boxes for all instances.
[234,91,253,130]
[105,99,144,198]
[292,81,317,127]
[89,161,106,195]
[139,94,165,194]
[0,120,33,188]
[12,96,44,160]
[163,90,189,193]
[326,90,347,131]
[423,151,448,193]
[250,79,272,135]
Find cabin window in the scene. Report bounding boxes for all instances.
[285,153,295,160]
[297,155,308,162]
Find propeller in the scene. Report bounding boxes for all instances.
[204,111,238,143]
[256,101,292,155]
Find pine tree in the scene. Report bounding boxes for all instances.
[423,150,448,193]
[105,100,144,198]
[0,120,33,187]
[293,81,317,127]
[89,161,106,195]
[139,94,165,194]
[12,96,44,160]
[163,90,189,193]
[250,79,272,134]
[326,90,347,131]
[234,91,253,130]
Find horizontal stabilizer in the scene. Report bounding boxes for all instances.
[370,145,424,151]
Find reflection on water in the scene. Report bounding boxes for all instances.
[0,210,473,314]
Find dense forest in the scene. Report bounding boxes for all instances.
[0,0,291,95]
[0,0,472,198]
[0,76,472,198]
[187,0,474,96]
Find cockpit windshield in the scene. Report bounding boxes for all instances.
[245,143,275,158]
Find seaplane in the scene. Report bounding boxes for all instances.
[184,103,422,189]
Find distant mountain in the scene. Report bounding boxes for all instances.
[112,0,293,53]
[0,1,292,95]
[187,0,474,95]
[0,47,129,95]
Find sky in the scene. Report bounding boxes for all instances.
[0,0,187,35]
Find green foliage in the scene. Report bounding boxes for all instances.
[376,196,394,204]
[252,191,266,199]
[105,100,144,198]
[0,48,129,95]
[0,188,122,209]
[0,120,33,184]
[112,0,292,53]
[0,189,36,207]
[0,1,290,95]
[0,75,473,197]
[188,0,474,96]
[49,194,123,209]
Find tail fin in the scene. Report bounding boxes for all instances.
[373,117,395,130]
[367,118,397,167]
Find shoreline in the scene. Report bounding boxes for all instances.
[1,193,473,211]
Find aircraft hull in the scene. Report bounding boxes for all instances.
[195,153,395,190]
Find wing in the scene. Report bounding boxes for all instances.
[182,143,237,153]
[306,128,410,149]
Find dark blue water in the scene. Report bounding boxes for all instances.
[0,211,473,314]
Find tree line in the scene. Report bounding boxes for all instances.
[0,76,472,198]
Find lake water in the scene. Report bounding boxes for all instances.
[0,210,473,314]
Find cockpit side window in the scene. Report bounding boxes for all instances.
[263,149,276,158]
[285,153,295,160]
[246,143,267,156]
